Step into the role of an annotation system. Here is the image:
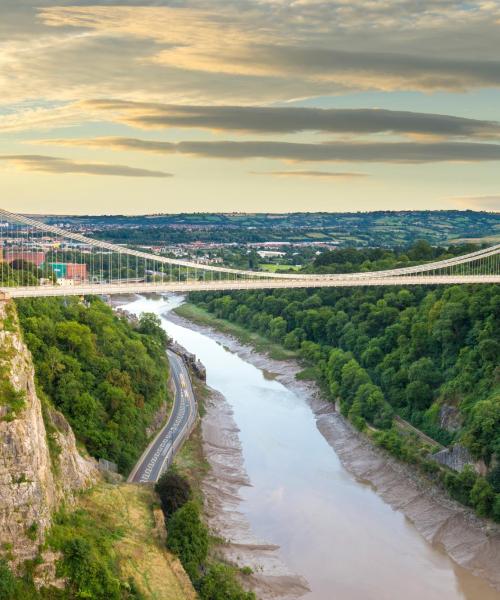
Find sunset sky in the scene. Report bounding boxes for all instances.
[1,0,500,215]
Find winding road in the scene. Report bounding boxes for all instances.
[128,349,197,483]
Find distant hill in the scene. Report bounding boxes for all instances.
[38,210,499,248]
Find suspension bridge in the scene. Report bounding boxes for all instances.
[0,207,499,299]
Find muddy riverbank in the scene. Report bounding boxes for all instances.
[117,295,500,599]
[201,387,310,599]
[167,308,500,597]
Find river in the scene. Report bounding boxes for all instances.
[124,294,500,600]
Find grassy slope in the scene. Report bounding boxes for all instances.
[174,303,297,361]
[76,483,197,600]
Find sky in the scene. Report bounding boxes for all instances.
[1,0,500,215]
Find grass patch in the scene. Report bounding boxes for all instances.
[295,366,320,381]
[260,263,301,272]
[174,303,297,361]
[174,422,210,505]
[47,483,196,600]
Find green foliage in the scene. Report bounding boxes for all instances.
[462,393,500,463]
[0,500,147,600]
[0,560,29,600]
[0,260,41,288]
[26,522,38,541]
[373,428,412,461]
[0,380,26,420]
[188,251,499,522]
[164,496,254,598]
[166,501,209,582]
[47,504,142,599]
[470,477,495,517]
[190,277,499,462]
[444,466,478,506]
[81,211,499,249]
[487,462,500,493]
[493,495,500,521]
[16,297,170,474]
[312,240,478,274]
[199,563,256,600]
[155,467,192,518]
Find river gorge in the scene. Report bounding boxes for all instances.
[124,294,500,600]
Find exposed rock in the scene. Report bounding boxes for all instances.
[33,550,66,590]
[432,444,476,472]
[146,399,170,438]
[0,300,97,571]
[439,403,463,432]
[169,341,206,381]
[432,444,488,475]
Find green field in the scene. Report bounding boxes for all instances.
[260,263,301,272]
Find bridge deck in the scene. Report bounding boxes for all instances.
[3,275,499,298]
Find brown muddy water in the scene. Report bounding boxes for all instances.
[124,295,500,600]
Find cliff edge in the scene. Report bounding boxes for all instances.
[0,300,97,568]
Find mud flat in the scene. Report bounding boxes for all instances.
[168,309,500,597]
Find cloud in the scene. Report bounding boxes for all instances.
[38,137,177,154]
[36,136,500,163]
[2,0,500,119]
[0,154,171,177]
[80,100,500,139]
[251,170,368,178]
[176,140,500,162]
[448,195,500,211]
[226,45,500,92]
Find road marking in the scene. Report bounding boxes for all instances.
[133,354,196,483]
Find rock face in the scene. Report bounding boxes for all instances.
[0,300,97,568]
[169,341,206,381]
[432,444,476,472]
[439,403,463,432]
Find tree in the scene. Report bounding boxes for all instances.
[167,501,209,582]
[470,477,495,517]
[340,359,370,407]
[138,312,169,347]
[408,239,434,261]
[17,297,169,474]
[444,466,477,506]
[156,468,192,517]
[405,381,433,411]
[463,393,500,462]
[269,316,287,342]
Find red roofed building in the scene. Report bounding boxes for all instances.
[66,263,87,282]
[4,251,46,267]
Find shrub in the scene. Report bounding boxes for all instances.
[167,501,209,582]
[0,560,18,600]
[444,466,477,506]
[470,477,495,517]
[0,381,26,420]
[199,563,255,600]
[155,468,192,518]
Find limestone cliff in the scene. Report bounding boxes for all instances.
[0,300,97,568]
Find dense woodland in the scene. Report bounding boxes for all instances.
[306,240,483,273]
[16,297,170,473]
[189,243,500,521]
